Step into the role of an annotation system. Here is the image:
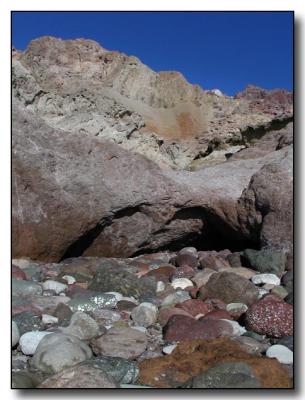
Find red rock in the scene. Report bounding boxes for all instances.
[189,287,200,299]
[12,265,27,280]
[199,252,231,271]
[175,253,198,269]
[203,298,227,310]
[164,315,233,341]
[158,307,193,327]
[245,295,293,338]
[172,266,195,280]
[202,310,233,320]
[12,304,42,316]
[176,299,213,317]
[145,265,176,282]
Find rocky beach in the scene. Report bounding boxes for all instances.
[12,37,293,389]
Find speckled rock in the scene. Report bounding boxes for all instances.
[164,315,234,341]
[242,249,286,277]
[187,362,261,388]
[91,327,147,360]
[32,333,92,373]
[12,279,42,297]
[38,364,118,388]
[266,345,293,364]
[20,331,52,355]
[83,356,139,384]
[176,299,213,317]
[200,272,260,306]
[88,266,156,300]
[131,302,158,327]
[12,321,20,347]
[60,311,100,340]
[245,295,293,337]
[13,311,45,335]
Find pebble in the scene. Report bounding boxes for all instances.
[178,247,198,256]
[60,311,100,340]
[266,344,293,364]
[42,280,68,294]
[131,302,158,327]
[226,302,248,318]
[175,253,198,269]
[162,344,177,354]
[161,290,191,307]
[258,288,270,298]
[19,331,52,355]
[105,292,124,301]
[171,278,193,290]
[251,274,281,286]
[191,269,216,288]
[61,275,76,285]
[12,321,20,347]
[221,319,246,336]
[32,333,92,373]
[42,314,58,324]
[156,281,165,292]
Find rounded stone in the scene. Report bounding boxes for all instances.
[251,274,281,286]
[245,295,293,338]
[131,302,158,327]
[38,364,118,388]
[12,279,42,297]
[60,311,100,340]
[171,278,193,290]
[32,333,92,373]
[178,247,198,256]
[266,344,293,364]
[158,307,193,326]
[226,302,248,318]
[172,266,195,280]
[12,321,20,347]
[175,253,198,269]
[61,275,76,285]
[156,281,166,292]
[242,249,286,277]
[42,280,68,294]
[220,319,246,336]
[42,314,59,324]
[176,299,213,317]
[162,344,177,354]
[91,327,147,360]
[161,290,191,308]
[12,265,27,280]
[19,331,52,355]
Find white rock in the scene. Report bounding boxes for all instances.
[266,345,293,364]
[61,275,76,285]
[171,278,193,290]
[161,290,191,307]
[19,331,52,355]
[162,344,177,354]
[226,303,248,313]
[221,319,246,336]
[156,281,165,292]
[251,274,280,286]
[258,288,270,298]
[105,292,124,301]
[131,302,158,327]
[131,326,147,333]
[42,314,59,324]
[42,280,68,294]
[12,321,20,347]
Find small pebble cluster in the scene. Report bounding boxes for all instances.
[11,247,293,388]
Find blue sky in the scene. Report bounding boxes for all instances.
[12,11,293,96]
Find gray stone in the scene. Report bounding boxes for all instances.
[12,321,20,347]
[242,249,286,277]
[131,302,158,327]
[32,333,92,373]
[20,331,52,355]
[38,364,118,388]
[12,279,42,297]
[161,290,191,308]
[12,371,40,389]
[83,356,139,384]
[91,327,147,360]
[277,336,293,351]
[266,344,293,364]
[189,362,261,388]
[60,311,100,340]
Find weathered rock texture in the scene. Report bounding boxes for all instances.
[12,37,293,262]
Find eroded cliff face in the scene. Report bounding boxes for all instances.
[12,37,293,261]
[12,36,293,170]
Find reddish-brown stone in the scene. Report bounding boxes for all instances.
[175,253,198,269]
[199,252,231,271]
[145,265,176,282]
[172,266,195,280]
[176,299,213,317]
[12,265,27,280]
[245,295,293,338]
[164,315,233,341]
[203,298,227,310]
[202,310,233,321]
[158,307,193,327]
